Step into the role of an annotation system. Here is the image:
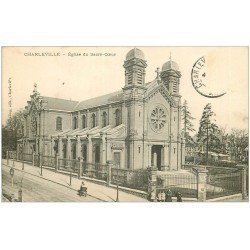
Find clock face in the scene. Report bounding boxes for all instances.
[149,105,167,133]
[191,56,226,98]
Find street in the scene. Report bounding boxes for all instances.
[2,165,100,202]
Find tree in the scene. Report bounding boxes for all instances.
[2,109,25,158]
[197,103,219,163]
[227,129,248,163]
[181,100,195,144]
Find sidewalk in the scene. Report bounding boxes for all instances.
[2,159,146,202]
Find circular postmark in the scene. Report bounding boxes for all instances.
[191,56,226,98]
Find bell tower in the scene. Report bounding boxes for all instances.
[160,55,181,95]
[123,48,147,169]
[123,48,147,88]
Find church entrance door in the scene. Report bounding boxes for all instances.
[151,145,163,171]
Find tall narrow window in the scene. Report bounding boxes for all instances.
[73,117,78,129]
[102,111,108,127]
[115,109,121,126]
[91,113,96,128]
[56,117,62,131]
[82,115,86,129]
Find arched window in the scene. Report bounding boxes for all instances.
[91,113,96,128]
[56,117,62,131]
[73,117,78,129]
[115,109,121,126]
[102,111,108,127]
[82,115,86,129]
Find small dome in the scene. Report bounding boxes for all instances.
[162,60,179,71]
[126,48,145,60]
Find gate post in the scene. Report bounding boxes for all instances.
[196,167,208,202]
[147,167,158,202]
[106,160,113,186]
[237,164,248,200]
[7,150,9,166]
[78,157,83,179]
[32,152,35,167]
[55,153,59,172]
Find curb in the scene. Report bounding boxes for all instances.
[3,163,106,202]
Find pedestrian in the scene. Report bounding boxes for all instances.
[165,189,172,202]
[161,190,165,202]
[148,190,156,202]
[157,191,161,202]
[78,181,86,196]
[176,191,182,202]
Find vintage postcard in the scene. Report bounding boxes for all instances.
[1,46,248,202]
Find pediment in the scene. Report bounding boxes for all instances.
[146,83,176,106]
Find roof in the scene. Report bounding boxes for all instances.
[74,90,123,111]
[162,60,179,71]
[42,96,79,112]
[40,79,156,113]
[126,48,145,61]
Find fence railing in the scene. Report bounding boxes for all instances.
[58,158,79,173]
[5,150,247,201]
[82,162,108,181]
[206,171,242,199]
[156,173,198,198]
[8,151,17,160]
[42,155,56,169]
[23,153,33,162]
[111,168,149,192]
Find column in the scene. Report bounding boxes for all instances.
[58,137,62,158]
[148,144,152,167]
[76,136,81,158]
[162,144,169,171]
[120,148,125,169]
[67,137,71,159]
[147,166,158,201]
[237,165,248,200]
[106,160,113,186]
[106,134,112,162]
[153,152,157,167]
[87,136,93,163]
[101,135,106,164]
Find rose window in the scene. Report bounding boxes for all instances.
[150,107,167,131]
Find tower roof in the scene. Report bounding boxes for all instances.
[126,48,145,60]
[162,60,179,71]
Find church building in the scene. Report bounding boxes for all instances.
[18,48,185,171]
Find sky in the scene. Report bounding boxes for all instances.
[2,46,248,133]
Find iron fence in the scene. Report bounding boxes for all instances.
[157,173,198,198]
[206,171,242,199]
[23,153,33,162]
[42,155,56,168]
[58,158,79,173]
[34,154,39,167]
[111,168,149,191]
[82,162,108,181]
[8,151,17,160]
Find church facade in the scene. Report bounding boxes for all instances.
[18,48,185,171]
